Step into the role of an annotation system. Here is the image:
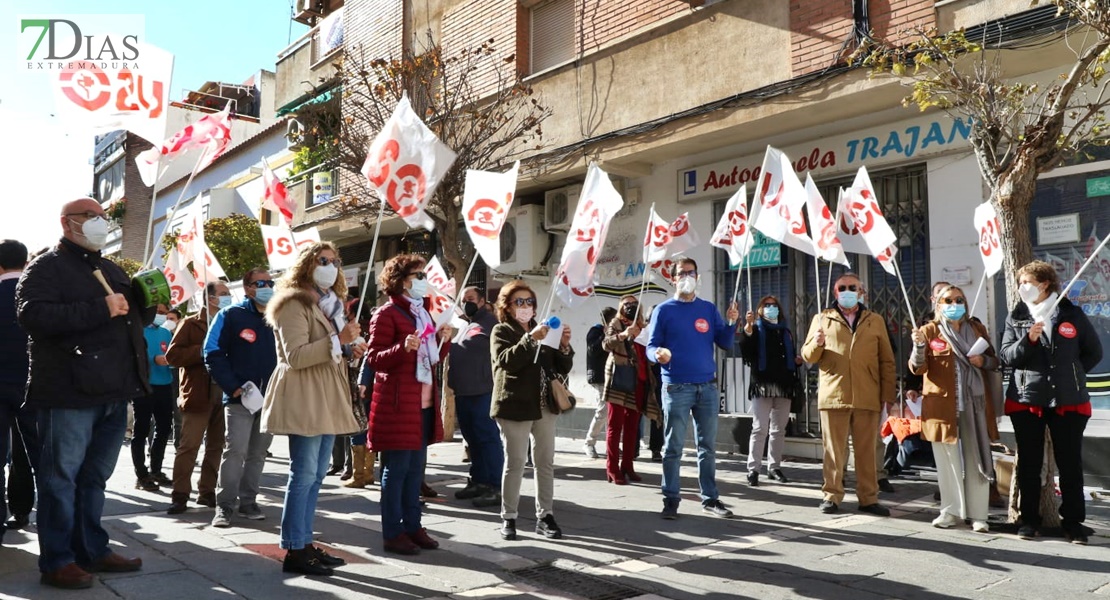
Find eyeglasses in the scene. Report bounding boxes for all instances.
[251,280,275,289]
[941,297,966,305]
[675,269,697,279]
[317,256,341,267]
[763,303,779,309]
[511,297,536,307]
[65,211,106,220]
[407,272,427,280]
[837,284,859,292]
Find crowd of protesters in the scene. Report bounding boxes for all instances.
[1,203,1100,588]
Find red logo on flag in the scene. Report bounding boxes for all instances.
[59,65,111,111]
[466,198,506,239]
[1058,322,1077,338]
[240,329,257,343]
[695,319,710,333]
[929,338,948,352]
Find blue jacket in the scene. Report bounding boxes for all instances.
[143,324,174,386]
[0,276,28,388]
[203,297,276,404]
[647,296,736,385]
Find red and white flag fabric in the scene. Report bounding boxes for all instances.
[835,187,898,275]
[424,256,457,299]
[162,248,200,307]
[804,174,850,266]
[462,162,519,268]
[648,258,678,289]
[973,201,1004,278]
[52,41,173,147]
[667,213,701,256]
[750,146,813,255]
[710,185,755,267]
[554,270,595,307]
[361,94,457,231]
[558,163,624,289]
[136,105,232,187]
[427,286,459,326]
[839,166,897,256]
[260,225,321,271]
[192,239,227,285]
[643,207,672,264]
[261,162,294,228]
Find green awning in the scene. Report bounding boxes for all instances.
[276,87,339,117]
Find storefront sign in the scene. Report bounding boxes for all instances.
[312,171,333,205]
[1087,175,1110,198]
[343,266,360,287]
[1036,213,1080,245]
[734,231,781,269]
[678,114,974,202]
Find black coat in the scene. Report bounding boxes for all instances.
[999,297,1102,408]
[739,321,800,400]
[16,239,154,409]
[585,323,607,384]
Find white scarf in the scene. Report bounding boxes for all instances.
[1025,292,1059,325]
[406,295,438,384]
[318,289,346,363]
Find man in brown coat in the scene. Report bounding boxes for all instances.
[165,281,231,514]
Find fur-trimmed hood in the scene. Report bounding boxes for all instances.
[265,285,332,328]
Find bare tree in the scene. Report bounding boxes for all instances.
[298,39,551,279]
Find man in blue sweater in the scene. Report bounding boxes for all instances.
[647,256,739,520]
[204,268,277,528]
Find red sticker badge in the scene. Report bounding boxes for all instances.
[694,318,710,333]
[160,341,168,352]
[1058,322,1077,339]
[929,338,948,352]
[240,329,257,343]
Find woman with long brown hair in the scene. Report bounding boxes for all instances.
[601,295,661,484]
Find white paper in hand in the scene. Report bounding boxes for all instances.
[634,327,650,347]
[905,394,923,418]
[541,324,563,349]
[240,381,265,414]
[967,337,989,357]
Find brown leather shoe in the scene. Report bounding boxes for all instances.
[383,533,420,555]
[89,552,142,573]
[407,528,439,550]
[41,563,94,589]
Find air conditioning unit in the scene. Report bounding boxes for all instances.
[286,119,314,151]
[498,204,549,275]
[544,184,580,232]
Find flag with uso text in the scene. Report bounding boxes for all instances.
[260,225,321,271]
[750,146,813,255]
[710,185,754,267]
[973,201,1003,277]
[837,167,898,274]
[643,207,671,264]
[462,162,519,268]
[558,163,624,289]
[423,256,457,299]
[804,174,850,266]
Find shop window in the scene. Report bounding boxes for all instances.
[529,0,575,74]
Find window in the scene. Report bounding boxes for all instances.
[530,0,575,74]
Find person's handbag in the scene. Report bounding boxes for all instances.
[549,377,577,412]
[610,363,638,393]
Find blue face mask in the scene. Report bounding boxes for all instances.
[941,304,966,321]
[152,314,167,327]
[837,291,859,310]
[254,288,274,304]
[762,306,780,321]
[218,296,233,310]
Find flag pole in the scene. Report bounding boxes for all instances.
[140,155,165,268]
[533,273,561,363]
[745,241,753,310]
[826,260,834,308]
[968,272,988,320]
[436,252,479,353]
[142,152,207,272]
[1048,227,1110,317]
[637,202,656,312]
[355,197,388,322]
[813,253,821,315]
[891,260,917,330]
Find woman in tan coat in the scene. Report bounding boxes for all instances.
[601,295,661,484]
[262,242,364,576]
[908,284,999,533]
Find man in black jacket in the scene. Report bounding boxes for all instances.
[16,198,153,589]
[583,307,617,459]
[1,239,35,544]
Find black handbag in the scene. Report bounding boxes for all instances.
[610,363,638,393]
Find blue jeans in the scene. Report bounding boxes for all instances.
[455,393,503,488]
[379,408,430,540]
[36,400,128,572]
[280,434,334,549]
[660,382,719,504]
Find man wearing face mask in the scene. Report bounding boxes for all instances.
[204,268,278,528]
[802,272,895,517]
[16,198,153,588]
[165,281,232,515]
[647,257,740,520]
[132,303,176,491]
[448,286,504,508]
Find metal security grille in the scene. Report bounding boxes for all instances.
[511,564,645,600]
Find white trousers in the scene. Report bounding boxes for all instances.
[584,383,607,446]
[746,396,791,472]
[932,409,989,521]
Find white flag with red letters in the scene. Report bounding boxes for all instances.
[162,247,200,307]
[260,225,321,271]
[710,185,755,267]
[423,256,457,299]
[840,166,897,257]
[136,105,232,187]
[973,201,1003,278]
[554,269,595,307]
[667,212,700,256]
[360,94,457,231]
[558,163,624,289]
[643,207,671,264]
[750,146,813,255]
[804,174,850,266]
[462,162,519,268]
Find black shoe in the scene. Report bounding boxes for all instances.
[819,500,838,514]
[746,471,759,486]
[661,499,679,520]
[196,493,217,508]
[536,514,562,539]
[282,548,334,576]
[310,545,346,566]
[768,469,789,483]
[878,478,896,493]
[858,503,890,517]
[1017,525,1038,540]
[326,465,342,476]
[651,451,662,463]
[1063,529,1088,545]
[472,489,501,508]
[701,499,733,518]
[166,501,189,515]
[5,514,29,530]
[151,472,172,487]
[500,519,517,540]
[455,481,483,500]
[135,476,159,492]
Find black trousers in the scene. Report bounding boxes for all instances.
[1009,408,1089,529]
[131,384,174,477]
[2,384,38,523]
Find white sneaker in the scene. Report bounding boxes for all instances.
[971,520,989,533]
[932,513,961,529]
[583,444,598,459]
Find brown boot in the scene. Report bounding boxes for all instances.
[344,446,370,489]
[366,451,377,485]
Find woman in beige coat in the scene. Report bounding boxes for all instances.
[262,242,363,576]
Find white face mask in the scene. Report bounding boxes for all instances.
[1018,282,1042,303]
[313,264,338,289]
[514,307,534,325]
[71,216,110,251]
[676,276,697,296]
[162,319,177,332]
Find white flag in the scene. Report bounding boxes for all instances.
[260,225,322,271]
[554,271,595,307]
[136,105,232,187]
[360,94,457,231]
[162,248,200,307]
[710,185,755,267]
[750,146,813,255]
[667,213,701,256]
[841,166,898,257]
[558,163,624,289]
[643,207,671,264]
[462,162,519,268]
[424,256,457,299]
[804,174,850,266]
[973,201,1004,278]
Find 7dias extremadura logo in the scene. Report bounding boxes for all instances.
[19,14,145,71]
